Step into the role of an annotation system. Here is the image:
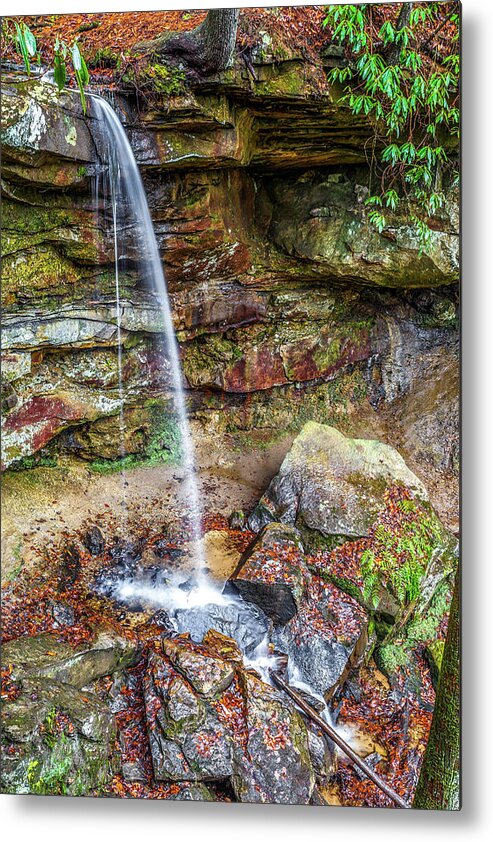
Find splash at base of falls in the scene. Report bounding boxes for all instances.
[92,542,334,712]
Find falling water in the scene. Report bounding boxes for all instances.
[88,96,338,722]
[90,94,205,579]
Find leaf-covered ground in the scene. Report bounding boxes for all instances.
[4,4,459,74]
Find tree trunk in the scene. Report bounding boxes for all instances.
[201,9,240,73]
[388,3,413,65]
[413,569,460,810]
[138,9,240,76]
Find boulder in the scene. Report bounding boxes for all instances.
[229,523,309,625]
[248,422,428,547]
[1,677,118,795]
[231,671,315,804]
[274,577,368,700]
[143,651,233,782]
[161,637,235,699]
[3,629,141,688]
[174,599,270,657]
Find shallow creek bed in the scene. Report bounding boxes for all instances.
[1,497,447,806]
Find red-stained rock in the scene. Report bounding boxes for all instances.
[224,345,287,393]
[3,395,81,431]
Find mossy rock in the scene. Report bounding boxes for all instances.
[248,422,428,538]
[1,678,119,796]
[3,630,141,688]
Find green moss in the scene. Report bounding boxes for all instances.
[425,639,445,689]
[26,735,73,796]
[7,538,25,581]
[90,415,182,474]
[315,570,365,605]
[297,525,349,554]
[183,333,244,385]
[122,62,186,97]
[88,47,120,69]
[375,642,409,674]
[256,63,310,98]
[9,453,58,472]
[406,577,452,645]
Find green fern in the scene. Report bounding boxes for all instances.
[360,503,442,610]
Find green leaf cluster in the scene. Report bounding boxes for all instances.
[323,3,460,247]
[13,21,39,72]
[5,19,91,114]
[53,36,90,114]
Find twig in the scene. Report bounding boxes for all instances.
[269,669,411,809]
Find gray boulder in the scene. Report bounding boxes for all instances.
[274,578,368,700]
[143,650,233,782]
[248,422,428,547]
[3,629,141,688]
[231,671,315,804]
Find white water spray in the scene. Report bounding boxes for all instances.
[90,95,205,578]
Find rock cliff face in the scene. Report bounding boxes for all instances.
[1,57,459,516]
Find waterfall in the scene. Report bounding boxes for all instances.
[90,95,206,580]
[88,97,334,714]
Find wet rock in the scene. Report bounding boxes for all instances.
[178,577,195,593]
[3,630,141,689]
[92,541,169,604]
[109,538,143,568]
[248,423,428,546]
[161,638,235,699]
[1,677,118,795]
[82,525,105,556]
[306,727,337,780]
[153,543,184,562]
[50,600,75,628]
[174,599,270,658]
[143,651,233,782]
[274,578,368,700]
[229,523,309,625]
[149,609,176,633]
[202,629,244,665]
[231,671,315,804]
